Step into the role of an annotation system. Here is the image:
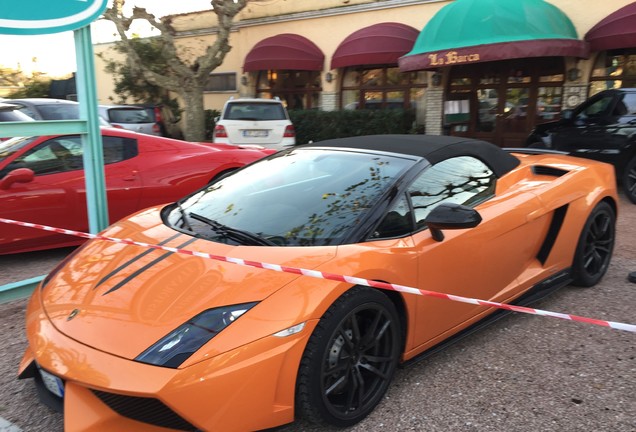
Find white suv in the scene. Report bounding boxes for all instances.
[213,98,295,150]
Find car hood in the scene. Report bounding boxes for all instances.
[39,207,336,361]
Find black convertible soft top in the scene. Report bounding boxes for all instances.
[305,134,520,178]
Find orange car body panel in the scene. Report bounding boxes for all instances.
[20,151,618,431]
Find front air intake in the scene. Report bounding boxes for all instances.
[91,390,199,431]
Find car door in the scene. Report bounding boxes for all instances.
[0,135,142,252]
[374,156,548,346]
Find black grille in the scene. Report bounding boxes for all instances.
[532,165,569,177]
[91,390,199,431]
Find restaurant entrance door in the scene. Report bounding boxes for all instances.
[445,59,565,147]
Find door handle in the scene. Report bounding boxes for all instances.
[122,171,138,181]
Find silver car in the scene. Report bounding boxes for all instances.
[98,104,160,136]
[213,98,295,150]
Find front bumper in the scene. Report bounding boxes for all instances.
[19,289,316,432]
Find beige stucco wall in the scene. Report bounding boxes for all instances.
[94,0,636,113]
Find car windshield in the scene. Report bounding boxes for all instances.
[168,148,414,246]
[224,102,286,121]
[0,136,38,163]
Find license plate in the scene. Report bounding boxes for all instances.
[242,130,268,138]
[38,366,64,398]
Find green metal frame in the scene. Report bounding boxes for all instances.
[0,26,108,303]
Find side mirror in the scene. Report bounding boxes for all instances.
[0,168,35,190]
[424,202,482,242]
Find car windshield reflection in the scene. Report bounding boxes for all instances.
[168,148,414,246]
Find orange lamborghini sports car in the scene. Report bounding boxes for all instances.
[19,135,618,431]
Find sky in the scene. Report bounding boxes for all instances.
[0,1,214,77]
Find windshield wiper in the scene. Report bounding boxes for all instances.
[189,212,275,246]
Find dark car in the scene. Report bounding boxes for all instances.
[7,98,111,127]
[526,88,636,203]
[8,98,80,120]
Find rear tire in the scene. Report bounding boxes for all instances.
[571,201,615,287]
[296,287,401,427]
[622,156,636,204]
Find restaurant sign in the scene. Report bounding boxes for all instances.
[0,0,108,35]
[428,51,481,67]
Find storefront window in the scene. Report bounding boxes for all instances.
[362,69,383,87]
[340,66,426,110]
[536,87,562,123]
[256,70,321,109]
[590,51,636,96]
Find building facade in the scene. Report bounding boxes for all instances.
[94,0,636,146]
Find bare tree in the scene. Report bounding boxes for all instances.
[103,0,248,141]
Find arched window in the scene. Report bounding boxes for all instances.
[255,70,322,110]
[339,66,426,110]
[589,50,636,96]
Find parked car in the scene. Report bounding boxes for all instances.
[9,98,81,120]
[0,128,274,254]
[0,102,34,124]
[8,98,112,127]
[213,97,295,150]
[526,88,636,203]
[138,103,183,139]
[18,135,617,431]
[0,102,34,142]
[99,104,161,136]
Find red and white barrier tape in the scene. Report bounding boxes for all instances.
[2,217,635,333]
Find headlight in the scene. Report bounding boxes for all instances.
[135,302,258,368]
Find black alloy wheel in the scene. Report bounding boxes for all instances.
[571,201,616,287]
[296,287,401,427]
[623,157,636,204]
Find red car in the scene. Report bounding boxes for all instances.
[0,128,274,254]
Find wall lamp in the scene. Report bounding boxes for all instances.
[431,72,442,87]
[325,72,334,83]
[567,68,581,82]
[240,75,248,86]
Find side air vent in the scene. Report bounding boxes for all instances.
[532,165,569,177]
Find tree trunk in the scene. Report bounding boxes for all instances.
[180,88,206,142]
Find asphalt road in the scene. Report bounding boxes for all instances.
[0,194,634,432]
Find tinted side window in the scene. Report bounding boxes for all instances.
[408,156,495,230]
[103,136,138,163]
[576,95,614,120]
[371,194,413,239]
[2,135,138,176]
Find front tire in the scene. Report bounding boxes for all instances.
[622,156,636,204]
[296,287,401,427]
[571,201,616,287]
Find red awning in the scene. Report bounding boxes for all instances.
[585,2,636,51]
[330,22,419,69]
[243,33,324,72]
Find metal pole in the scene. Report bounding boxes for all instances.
[74,25,109,232]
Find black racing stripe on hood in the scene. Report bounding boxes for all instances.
[95,233,183,289]
[101,237,198,296]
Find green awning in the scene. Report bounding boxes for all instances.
[399,0,589,71]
